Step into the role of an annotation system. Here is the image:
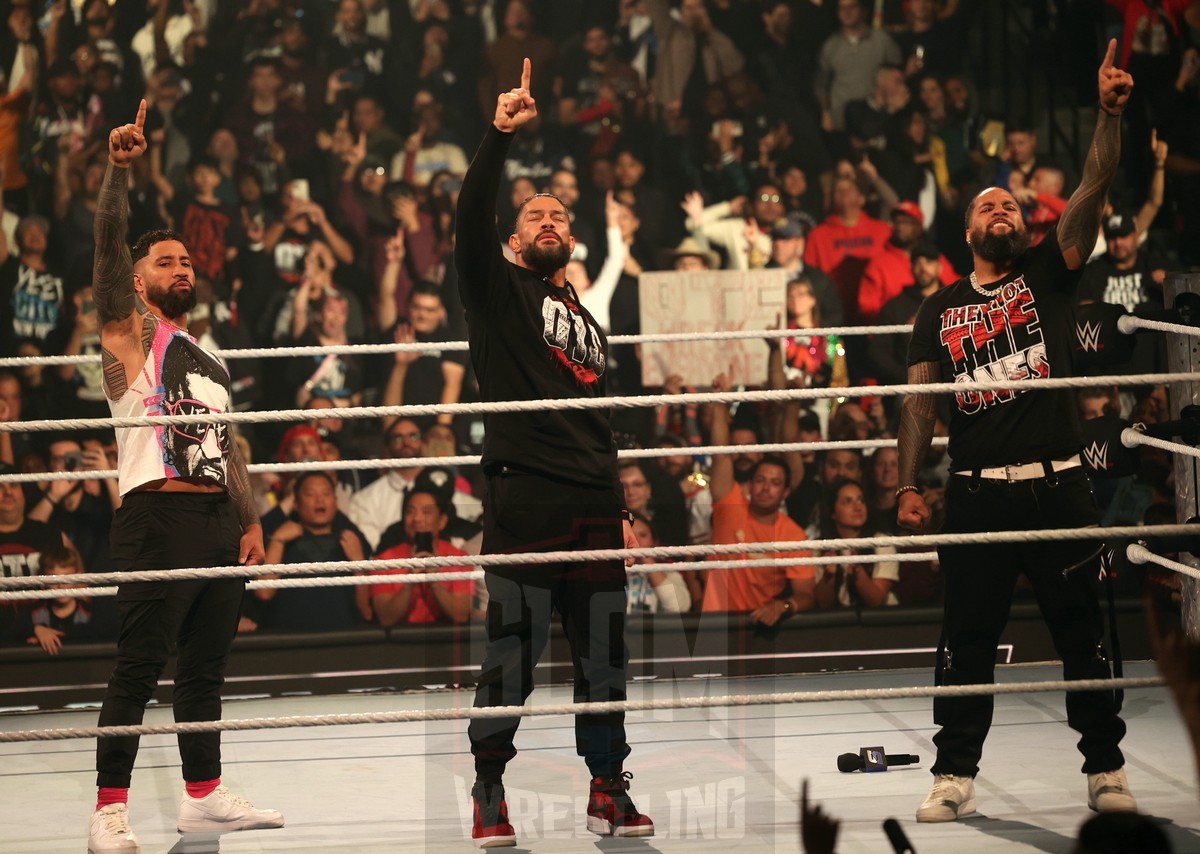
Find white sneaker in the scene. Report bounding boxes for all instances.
[1087,768,1138,813]
[88,804,140,853]
[916,773,977,822]
[177,786,285,833]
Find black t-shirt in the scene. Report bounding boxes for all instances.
[400,325,470,407]
[261,531,368,632]
[0,520,64,578]
[908,229,1082,470]
[454,126,623,498]
[286,331,365,401]
[0,258,65,355]
[1077,252,1166,377]
[1077,252,1161,312]
[171,196,244,286]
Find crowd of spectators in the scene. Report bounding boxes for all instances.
[0,0,1196,647]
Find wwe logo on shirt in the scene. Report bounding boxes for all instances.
[1081,440,1110,472]
[1075,320,1103,353]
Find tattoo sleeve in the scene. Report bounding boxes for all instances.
[1057,110,1121,269]
[93,164,136,326]
[227,435,260,531]
[897,361,942,487]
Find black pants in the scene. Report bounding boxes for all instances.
[469,467,630,782]
[96,492,245,788]
[931,468,1126,778]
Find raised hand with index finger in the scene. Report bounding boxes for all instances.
[1098,38,1134,116]
[109,99,148,168]
[493,57,538,133]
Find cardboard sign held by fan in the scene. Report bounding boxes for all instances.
[638,269,789,387]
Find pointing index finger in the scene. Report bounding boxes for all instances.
[134,98,147,131]
[521,57,531,92]
[1101,38,1116,70]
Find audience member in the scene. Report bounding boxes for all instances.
[626,513,692,613]
[813,478,898,608]
[369,486,473,625]
[0,464,73,578]
[256,471,371,632]
[705,368,813,621]
[26,436,116,572]
[2,545,112,651]
[868,243,945,386]
[815,0,901,132]
[804,176,892,325]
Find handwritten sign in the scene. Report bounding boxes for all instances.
[638,269,789,386]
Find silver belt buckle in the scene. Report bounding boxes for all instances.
[1005,464,1020,483]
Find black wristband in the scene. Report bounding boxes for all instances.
[621,509,635,524]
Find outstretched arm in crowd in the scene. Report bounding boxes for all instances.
[1057,39,1133,270]
[1136,129,1167,236]
[707,369,736,504]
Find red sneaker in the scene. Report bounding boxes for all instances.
[587,772,655,838]
[470,782,516,849]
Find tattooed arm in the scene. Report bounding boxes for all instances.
[1058,39,1133,270]
[227,435,265,565]
[96,102,149,399]
[896,360,941,531]
[93,165,137,324]
[94,101,147,326]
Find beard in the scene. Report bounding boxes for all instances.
[971,223,1030,265]
[149,280,198,318]
[523,236,571,275]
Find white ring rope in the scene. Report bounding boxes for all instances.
[1,524,1193,595]
[0,438,951,484]
[1,372,1195,434]
[0,552,942,602]
[0,325,914,368]
[1126,543,1200,581]
[1121,428,1200,460]
[1117,315,1200,337]
[0,676,1165,744]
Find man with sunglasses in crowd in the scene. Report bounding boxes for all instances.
[87,101,282,854]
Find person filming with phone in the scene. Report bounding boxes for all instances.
[27,436,119,572]
[367,486,473,626]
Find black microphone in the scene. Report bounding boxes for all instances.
[883,818,916,853]
[836,751,920,772]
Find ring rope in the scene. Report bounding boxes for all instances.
[2,372,1195,434]
[1,524,1194,594]
[0,439,951,484]
[1116,315,1200,337]
[0,552,942,602]
[0,325,915,368]
[0,676,1165,743]
[1125,543,1200,580]
[1121,428,1200,460]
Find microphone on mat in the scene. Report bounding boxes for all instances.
[836,749,920,773]
[883,817,916,853]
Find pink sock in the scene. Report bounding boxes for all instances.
[185,778,220,799]
[96,787,128,811]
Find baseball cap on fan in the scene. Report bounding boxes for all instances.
[891,200,924,227]
[1103,209,1137,240]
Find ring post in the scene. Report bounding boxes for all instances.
[1165,273,1200,638]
